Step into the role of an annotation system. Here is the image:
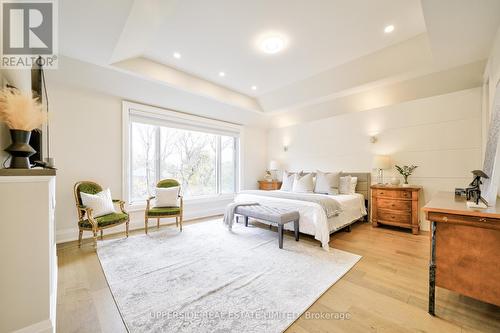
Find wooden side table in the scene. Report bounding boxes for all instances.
[371,184,421,234]
[258,180,282,191]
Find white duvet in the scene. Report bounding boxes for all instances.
[234,190,367,250]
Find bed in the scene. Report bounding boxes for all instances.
[234,172,371,250]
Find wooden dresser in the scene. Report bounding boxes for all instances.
[258,180,282,190]
[423,192,500,315]
[371,184,421,234]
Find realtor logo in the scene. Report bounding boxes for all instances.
[1,0,58,68]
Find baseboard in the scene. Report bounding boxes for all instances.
[56,206,225,244]
[11,319,54,333]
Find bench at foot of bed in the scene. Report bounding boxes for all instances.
[235,205,299,249]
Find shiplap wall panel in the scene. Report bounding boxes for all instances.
[268,88,482,230]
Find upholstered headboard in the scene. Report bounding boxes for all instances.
[300,172,370,196]
[340,172,371,199]
[285,171,371,217]
[304,171,371,218]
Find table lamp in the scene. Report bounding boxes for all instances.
[269,160,279,180]
[373,155,391,184]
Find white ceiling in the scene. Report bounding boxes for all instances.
[57,0,500,121]
[422,0,500,68]
[143,0,426,96]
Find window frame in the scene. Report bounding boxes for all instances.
[122,101,242,209]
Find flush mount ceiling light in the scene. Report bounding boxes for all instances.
[257,33,288,54]
[218,71,225,77]
[173,52,181,59]
[384,25,395,33]
[251,85,257,90]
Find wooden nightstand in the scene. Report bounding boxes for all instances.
[371,184,421,234]
[258,180,282,190]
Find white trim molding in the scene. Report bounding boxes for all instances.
[122,100,242,206]
[11,319,54,333]
[56,197,231,244]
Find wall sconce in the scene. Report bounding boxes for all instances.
[369,136,377,144]
[283,145,288,152]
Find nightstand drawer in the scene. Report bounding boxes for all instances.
[376,189,411,199]
[378,210,411,225]
[258,181,282,191]
[378,198,411,211]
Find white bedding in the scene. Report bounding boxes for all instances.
[234,190,367,250]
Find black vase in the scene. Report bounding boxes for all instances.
[4,129,36,169]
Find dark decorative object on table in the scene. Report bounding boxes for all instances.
[0,88,46,169]
[465,170,489,205]
[4,129,36,169]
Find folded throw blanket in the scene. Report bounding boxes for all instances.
[223,201,259,230]
[238,190,342,218]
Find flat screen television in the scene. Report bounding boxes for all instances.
[30,62,43,164]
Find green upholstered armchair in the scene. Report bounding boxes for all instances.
[145,179,183,234]
[73,181,129,248]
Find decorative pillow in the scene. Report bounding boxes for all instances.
[280,171,295,191]
[339,176,357,194]
[350,176,358,193]
[154,186,180,207]
[80,188,116,218]
[314,170,341,194]
[292,173,314,193]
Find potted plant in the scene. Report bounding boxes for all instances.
[395,165,418,186]
[0,88,46,168]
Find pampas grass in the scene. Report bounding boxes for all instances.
[0,88,46,131]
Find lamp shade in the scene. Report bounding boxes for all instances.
[373,155,391,169]
[269,160,279,171]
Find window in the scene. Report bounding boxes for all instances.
[125,102,240,204]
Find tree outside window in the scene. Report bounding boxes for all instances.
[130,122,237,203]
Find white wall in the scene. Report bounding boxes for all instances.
[267,87,483,230]
[242,126,268,189]
[49,83,267,243]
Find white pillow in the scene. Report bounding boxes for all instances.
[80,188,116,218]
[292,173,314,193]
[280,171,295,191]
[314,170,341,194]
[350,176,358,193]
[154,186,180,207]
[339,176,358,194]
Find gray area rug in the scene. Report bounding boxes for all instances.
[97,219,361,332]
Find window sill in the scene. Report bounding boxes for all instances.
[127,193,235,212]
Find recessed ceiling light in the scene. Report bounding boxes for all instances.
[173,52,181,59]
[251,85,257,90]
[219,72,225,77]
[384,25,395,33]
[259,35,287,54]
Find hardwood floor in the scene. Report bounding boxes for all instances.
[56,218,500,333]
